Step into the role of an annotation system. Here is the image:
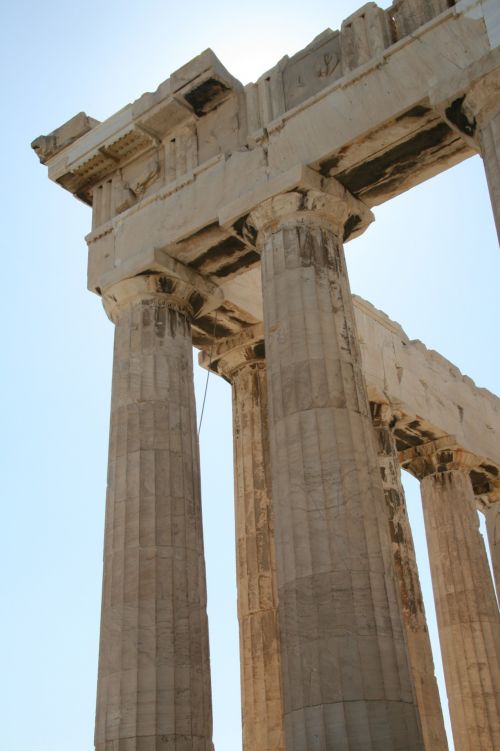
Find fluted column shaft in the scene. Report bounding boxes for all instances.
[95,274,213,751]
[404,445,499,751]
[371,404,448,751]
[462,75,500,242]
[215,332,284,751]
[232,360,284,751]
[201,328,284,751]
[484,501,500,599]
[477,109,500,242]
[251,186,424,751]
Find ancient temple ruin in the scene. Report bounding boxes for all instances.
[33,1,500,749]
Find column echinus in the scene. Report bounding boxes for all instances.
[371,403,448,751]
[246,180,425,750]
[401,439,500,751]
[200,325,284,751]
[95,273,214,751]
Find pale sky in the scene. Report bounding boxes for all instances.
[2,2,499,750]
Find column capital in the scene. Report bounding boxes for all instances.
[369,400,401,430]
[246,177,373,245]
[102,272,201,323]
[462,67,500,131]
[102,252,222,323]
[400,436,481,480]
[198,323,264,381]
[428,48,500,143]
[401,437,500,502]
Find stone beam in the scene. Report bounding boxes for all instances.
[352,296,500,500]
[401,442,500,751]
[201,296,500,503]
[33,0,499,298]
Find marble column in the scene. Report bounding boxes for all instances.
[463,73,500,243]
[248,183,425,750]
[200,325,284,751]
[402,442,500,751]
[95,273,214,751]
[371,404,448,750]
[475,108,500,243]
[483,501,500,599]
[479,112,500,239]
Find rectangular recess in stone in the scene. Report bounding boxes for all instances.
[190,236,260,279]
[283,31,343,112]
[337,120,459,199]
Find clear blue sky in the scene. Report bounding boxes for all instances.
[2,2,498,750]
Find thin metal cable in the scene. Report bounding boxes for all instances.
[198,311,218,434]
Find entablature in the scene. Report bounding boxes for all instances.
[34,2,497,215]
[32,0,499,312]
[352,296,500,502]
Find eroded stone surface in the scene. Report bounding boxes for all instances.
[214,331,284,751]
[353,296,500,502]
[371,403,448,751]
[33,1,498,298]
[96,274,214,751]
[403,445,500,751]
[256,194,424,750]
[484,502,500,597]
[203,287,500,503]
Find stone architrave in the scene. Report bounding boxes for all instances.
[95,273,214,751]
[402,440,500,751]
[200,325,284,751]
[371,403,448,751]
[248,182,425,750]
[484,501,500,599]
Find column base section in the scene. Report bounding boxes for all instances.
[96,736,215,751]
[285,701,423,751]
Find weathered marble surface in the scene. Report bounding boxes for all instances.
[484,501,500,597]
[371,404,448,751]
[202,289,500,502]
[33,1,499,300]
[403,444,500,751]
[32,1,500,749]
[96,274,214,751]
[253,187,424,750]
[219,338,284,751]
